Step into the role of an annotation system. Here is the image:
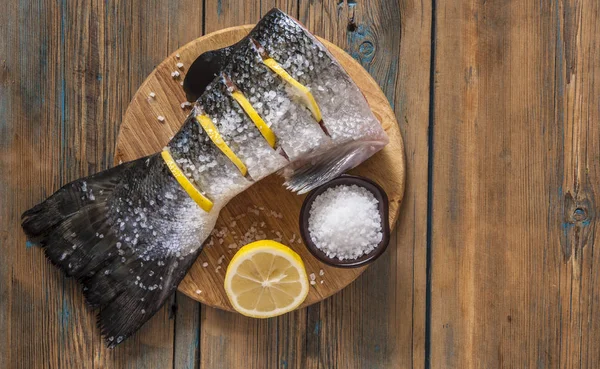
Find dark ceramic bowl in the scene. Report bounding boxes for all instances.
[299,174,390,268]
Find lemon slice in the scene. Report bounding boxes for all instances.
[196,115,248,176]
[160,150,213,212]
[224,240,309,318]
[262,58,322,122]
[230,90,277,148]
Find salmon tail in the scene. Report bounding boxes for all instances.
[22,154,206,347]
[281,139,388,194]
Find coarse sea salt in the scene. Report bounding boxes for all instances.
[308,185,382,260]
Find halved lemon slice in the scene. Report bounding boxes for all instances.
[262,57,322,122]
[224,240,309,318]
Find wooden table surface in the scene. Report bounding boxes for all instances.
[1,0,598,368]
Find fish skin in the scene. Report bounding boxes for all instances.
[21,8,389,347]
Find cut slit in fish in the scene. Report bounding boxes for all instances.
[196,74,288,181]
[161,149,214,212]
[250,37,324,126]
[22,8,389,347]
[262,57,329,136]
[223,75,278,149]
[195,114,250,178]
[187,17,388,192]
[222,37,330,161]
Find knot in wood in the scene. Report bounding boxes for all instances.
[359,41,375,57]
[563,191,593,226]
[572,207,588,222]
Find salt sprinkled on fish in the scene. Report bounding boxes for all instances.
[21,8,388,348]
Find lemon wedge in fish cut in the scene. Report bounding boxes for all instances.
[230,90,277,148]
[196,115,248,176]
[160,150,214,212]
[224,240,309,318]
[262,58,323,123]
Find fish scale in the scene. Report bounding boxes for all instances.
[21,8,389,347]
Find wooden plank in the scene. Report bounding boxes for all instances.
[198,2,297,369]
[298,0,430,368]
[430,0,600,367]
[165,3,206,369]
[0,1,204,368]
[1,1,79,367]
[205,0,298,34]
[95,0,205,367]
[174,293,201,369]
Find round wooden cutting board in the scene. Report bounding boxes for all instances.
[115,25,405,311]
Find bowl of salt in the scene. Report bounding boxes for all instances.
[299,174,390,268]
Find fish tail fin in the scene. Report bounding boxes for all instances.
[22,160,137,276]
[21,154,203,347]
[281,138,388,194]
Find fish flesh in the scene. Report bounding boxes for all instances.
[21,8,388,347]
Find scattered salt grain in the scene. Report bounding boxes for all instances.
[171,71,180,78]
[217,255,225,264]
[180,81,184,86]
[320,280,324,284]
[176,62,184,69]
[215,266,222,272]
[157,115,165,122]
[309,273,316,281]
[195,289,202,294]
[175,53,181,59]
[149,92,156,98]
[202,262,209,267]
[308,185,383,260]
[319,269,324,276]
[310,280,316,285]
[181,101,191,109]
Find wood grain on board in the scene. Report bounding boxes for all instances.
[430,0,600,368]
